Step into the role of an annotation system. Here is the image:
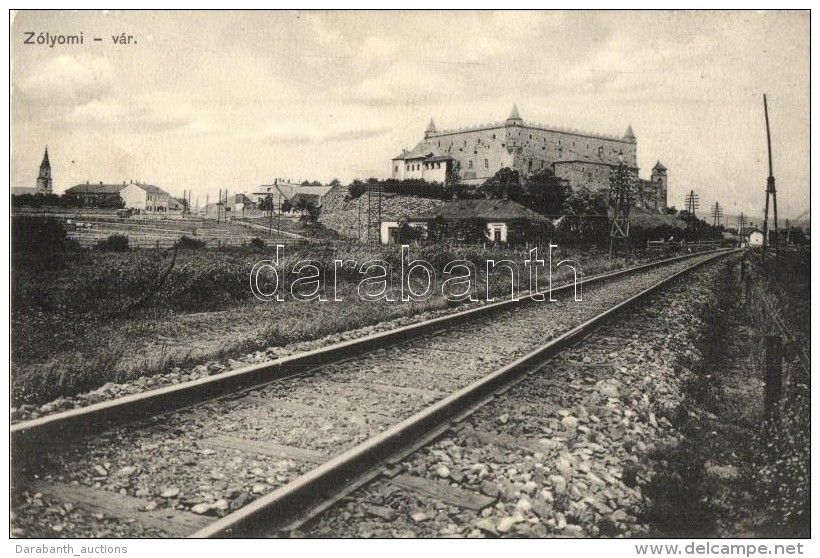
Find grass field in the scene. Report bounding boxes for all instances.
[11,213,700,407]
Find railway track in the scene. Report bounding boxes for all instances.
[11,249,734,538]
[298,257,734,538]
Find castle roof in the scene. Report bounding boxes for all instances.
[624,125,636,140]
[653,160,667,171]
[507,104,522,121]
[426,119,437,133]
[413,198,549,223]
[40,147,50,168]
[395,140,442,161]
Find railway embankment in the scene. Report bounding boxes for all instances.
[301,255,747,537]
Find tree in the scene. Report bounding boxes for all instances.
[445,160,462,189]
[562,187,610,246]
[478,168,525,202]
[294,197,319,223]
[525,169,571,216]
[259,195,274,211]
[348,180,367,199]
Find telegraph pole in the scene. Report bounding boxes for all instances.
[685,190,700,219]
[268,194,273,236]
[738,212,747,247]
[711,202,723,227]
[762,94,780,257]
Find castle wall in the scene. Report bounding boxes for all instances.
[391,108,666,212]
[425,123,636,183]
[553,161,614,192]
[502,125,637,174]
[424,127,514,181]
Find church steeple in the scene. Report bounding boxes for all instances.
[36,147,52,194]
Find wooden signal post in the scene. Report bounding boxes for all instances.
[762,94,779,257]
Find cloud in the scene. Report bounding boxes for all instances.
[66,93,218,136]
[17,55,113,104]
[264,121,390,144]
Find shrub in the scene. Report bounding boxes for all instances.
[12,216,74,253]
[175,235,206,250]
[248,237,266,250]
[95,234,130,252]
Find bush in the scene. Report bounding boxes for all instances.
[95,234,130,252]
[12,216,74,253]
[248,237,266,250]
[175,235,206,250]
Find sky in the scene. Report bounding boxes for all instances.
[10,10,810,221]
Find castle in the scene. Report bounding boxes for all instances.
[391,105,667,211]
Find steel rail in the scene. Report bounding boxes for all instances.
[11,249,731,466]
[190,249,736,537]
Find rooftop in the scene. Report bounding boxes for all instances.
[413,198,550,223]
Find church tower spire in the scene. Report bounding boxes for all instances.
[36,147,52,194]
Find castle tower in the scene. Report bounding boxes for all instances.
[36,147,52,194]
[424,118,437,139]
[651,160,668,210]
[506,104,523,126]
[623,125,636,143]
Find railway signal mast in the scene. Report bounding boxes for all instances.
[366,182,382,246]
[762,94,779,257]
[609,160,635,260]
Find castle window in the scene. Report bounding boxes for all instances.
[586,143,590,150]
[469,160,473,169]
[395,166,398,173]
[484,159,489,169]
[529,134,532,139]
[492,134,496,139]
